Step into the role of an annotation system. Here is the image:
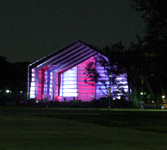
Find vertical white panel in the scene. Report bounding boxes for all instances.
[49,72,53,100]
[30,68,36,99]
[43,71,47,95]
[60,66,78,100]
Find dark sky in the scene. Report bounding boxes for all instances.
[0,0,144,63]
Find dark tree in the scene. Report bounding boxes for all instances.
[0,55,12,90]
[132,0,167,101]
[0,55,31,104]
[12,61,31,93]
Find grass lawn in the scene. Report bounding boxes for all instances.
[0,107,167,150]
[31,108,167,133]
[1,107,166,133]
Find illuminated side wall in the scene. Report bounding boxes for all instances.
[96,61,110,99]
[96,57,128,100]
[77,57,95,101]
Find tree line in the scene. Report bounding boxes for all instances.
[0,55,30,99]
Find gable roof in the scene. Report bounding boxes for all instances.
[29,40,101,73]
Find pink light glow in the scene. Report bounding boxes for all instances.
[54,73,58,101]
[55,96,60,101]
[37,66,51,100]
[37,83,42,100]
[77,56,95,101]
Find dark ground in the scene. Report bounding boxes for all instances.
[1,107,167,133]
[0,107,167,150]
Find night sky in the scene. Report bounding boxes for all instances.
[0,0,144,63]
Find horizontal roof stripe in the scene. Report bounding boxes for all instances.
[51,47,93,66]
[48,48,96,73]
[36,42,84,69]
[51,51,97,73]
[38,45,91,70]
[29,40,101,73]
[29,40,82,67]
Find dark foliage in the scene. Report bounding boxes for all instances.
[131,0,167,101]
[0,55,31,104]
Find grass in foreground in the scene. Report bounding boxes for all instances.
[0,107,167,133]
[32,109,167,133]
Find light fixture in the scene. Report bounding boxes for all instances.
[162,95,165,99]
[6,90,10,93]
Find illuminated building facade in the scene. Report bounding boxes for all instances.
[27,40,128,102]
